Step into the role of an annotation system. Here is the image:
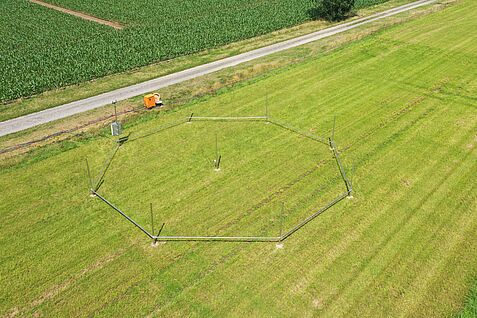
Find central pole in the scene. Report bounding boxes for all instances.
[114,102,118,122]
[332,116,336,142]
[214,133,222,170]
[266,94,269,119]
[215,133,218,160]
[279,202,285,239]
[85,158,93,191]
[150,203,155,234]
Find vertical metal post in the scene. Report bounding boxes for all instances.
[332,116,336,142]
[150,203,155,235]
[215,133,219,160]
[265,94,269,119]
[279,202,285,240]
[348,164,354,196]
[350,164,354,189]
[214,133,221,170]
[113,102,118,122]
[85,158,93,191]
[154,223,165,244]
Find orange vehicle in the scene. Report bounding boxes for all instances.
[144,93,163,109]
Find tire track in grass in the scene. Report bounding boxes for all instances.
[419,219,477,316]
[36,247,146,316]
[145,243,247,317]
[89,139,330,316]
[225,91,436,308]
[15,247,129,316]
[151,142,408,316]
[1,211,127,313]
[371,162,476,315]
[283,100,438,311]
[400,163,477,316]
[339,133,477,316]
[155,240,281,316]
[318,94,474,314]
[33,232,194,315]
[211,98,436,310]
[173,140,409,315]
[102,161,339,315]
[95,245,201,316]
[100,232,253,317]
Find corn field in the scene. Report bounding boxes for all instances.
[0,0,389,102]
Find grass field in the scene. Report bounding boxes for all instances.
[0,0,476,316]
[458,279,477,317]
[96,118,345,239]
[0,0,390,103]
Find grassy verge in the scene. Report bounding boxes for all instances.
[0,0,476,316]
[0,0,415,122]
[457,279,477,317]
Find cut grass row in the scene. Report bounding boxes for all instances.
[0,0,476,316]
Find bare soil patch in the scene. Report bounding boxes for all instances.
[30,0,123,30]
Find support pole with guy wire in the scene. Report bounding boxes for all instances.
[85,158,94,192]
[265,94,270,121]
[150,203,155,235]
[330,116,336,148]
[328,116,353,197]
[214,133,221,170]
[279,202,285,240]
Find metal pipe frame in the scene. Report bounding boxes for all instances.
[92,189,349,243]
[191,116,268,122]
[91,115,352,243]
[267,118,329,145]
[92,143,121,192]
[329,139,353,195]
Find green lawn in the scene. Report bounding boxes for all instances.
[458,279,477,317]
[0,0,476,316]
[97,119,344,239]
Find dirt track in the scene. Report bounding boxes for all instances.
[30,0,123,30]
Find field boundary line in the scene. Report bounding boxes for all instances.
[29,0,123,29]
[0,0,436,137]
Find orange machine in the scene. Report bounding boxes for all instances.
[144,93,162,109]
